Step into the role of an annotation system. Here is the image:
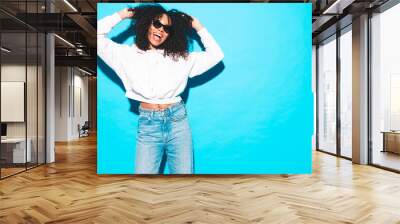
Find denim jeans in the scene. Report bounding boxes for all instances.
[135,101,194,174]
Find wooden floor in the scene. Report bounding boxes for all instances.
[0,167,26,178]
[1,135,400,224]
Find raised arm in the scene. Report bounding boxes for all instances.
[97,9,133,73]
[189,17,224,78]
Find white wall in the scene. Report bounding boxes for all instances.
[1,65,25,133]
[1,65,37,138]
[71,72,89,139]
[55,67,89,141]
[55,66,69,141]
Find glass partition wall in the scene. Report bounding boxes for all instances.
[0,1,46,179]
[0,30,27,177]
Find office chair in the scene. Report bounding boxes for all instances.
[78,121,90,138]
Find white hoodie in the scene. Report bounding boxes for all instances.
[97,13,224,104]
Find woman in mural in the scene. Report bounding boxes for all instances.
[97,4,224,174]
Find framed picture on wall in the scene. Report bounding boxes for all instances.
[97,3,313,174]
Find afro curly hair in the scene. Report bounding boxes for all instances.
[131,4,194,60]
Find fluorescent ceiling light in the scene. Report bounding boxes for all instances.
[54,34,75,48]
[323,0,355,15]
[323,0,341,14]
[63,0,78,12]
[1,47,11,53]
[78,67,93,76]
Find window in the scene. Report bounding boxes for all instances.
[371,2,400,171]
[339,27,352,158]
[317,35,337,154]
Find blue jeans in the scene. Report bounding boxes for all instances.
[135,101,194,174]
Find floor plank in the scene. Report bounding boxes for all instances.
[1,135,400,223]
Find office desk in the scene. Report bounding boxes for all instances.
[1,138,31,163]
[381,131,400,154]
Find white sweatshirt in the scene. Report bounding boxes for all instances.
[97,13,224,104]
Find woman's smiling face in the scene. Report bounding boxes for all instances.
[147,14,171,49]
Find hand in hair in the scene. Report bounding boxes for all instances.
[190,16,203,32]
[118,8,135,19]
[168,10,203,32]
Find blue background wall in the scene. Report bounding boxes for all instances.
[97,3,313,174]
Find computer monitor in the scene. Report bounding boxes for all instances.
[1,123,7,137]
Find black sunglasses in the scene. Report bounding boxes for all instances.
[152,19,172,34]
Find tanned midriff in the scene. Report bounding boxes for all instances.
[140,102,173,110]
